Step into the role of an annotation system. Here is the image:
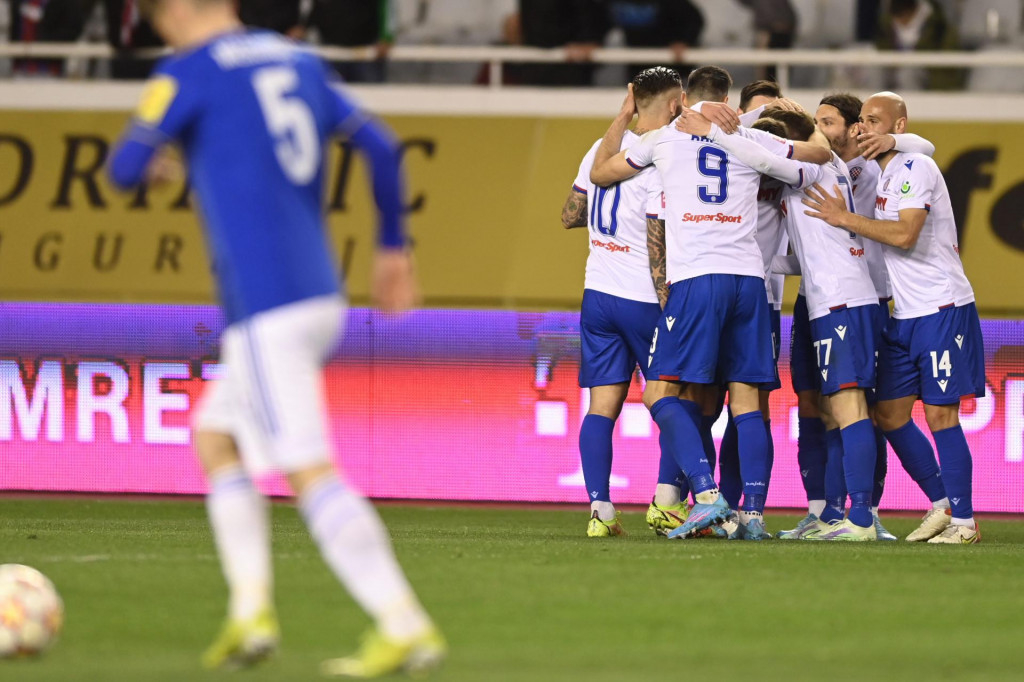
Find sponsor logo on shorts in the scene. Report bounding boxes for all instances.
[591,239,630,253]
[666,316,677,331]
[681,212,743,224]
[849,247,865,258]
[821,369,829,381]
[938,379,949,392]
[955,334,964,349]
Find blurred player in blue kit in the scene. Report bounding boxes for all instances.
[107,0,446,676]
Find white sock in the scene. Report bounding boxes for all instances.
[694,488,720,505]
[808,500,826,517]
[299,475,432,641]
[933,497,951,510]
[590,501,616,522]
[205,466,272,621]
[738,510,762,525]
[951,517,976,529]
[654,484,682,507]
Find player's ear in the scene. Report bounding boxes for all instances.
[894,117,907,134]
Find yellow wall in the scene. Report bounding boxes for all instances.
[1,112,1022,313]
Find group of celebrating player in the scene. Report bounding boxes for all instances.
[563,65,985,544]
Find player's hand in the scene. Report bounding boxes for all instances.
[764,97,804,113]
[858,131,896,160]
[695,101,740,134]
[372,247,420,313]
[144,151,184,186]
[801,182,849,228]
[674,106,713,137]
[617,83,637,122]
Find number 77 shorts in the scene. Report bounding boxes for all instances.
[807,303,877,396]
[876,302,986,405]
[194,294,346,475]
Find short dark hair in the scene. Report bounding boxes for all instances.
[631,67,683,108]
[819,92,863,127]
[685,65,733,104]
[762,109,816,142]
[751,117,788,138]
[739,80,781,112]
[139,0,230,20]
[891,0,918,16]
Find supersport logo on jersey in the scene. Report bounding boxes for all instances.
[680,212,743,224]
[591,239,631,253]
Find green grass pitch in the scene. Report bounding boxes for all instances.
[2,498,1023,681]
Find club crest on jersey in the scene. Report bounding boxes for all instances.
[955,334,964,349]
[666,316,677,331]
[849,166,862,181]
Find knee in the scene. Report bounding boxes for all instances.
[924,404,960,432]
[195,430,242,476]
[874,407,907,433]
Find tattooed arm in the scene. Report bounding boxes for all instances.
[646,216,669,308]
[561,188,588,228]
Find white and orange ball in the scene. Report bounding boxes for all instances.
[0,564,63,658]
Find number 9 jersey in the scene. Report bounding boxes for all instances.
[572,132,663,304]
[111,30,390,324]
[623,116,794,285]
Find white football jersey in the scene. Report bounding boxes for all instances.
[755,177,787,310]
[873,153,975,319]
[781,153,877,320]
[845,155,890,299]
[573,133,662,303]
[624,119,793,283]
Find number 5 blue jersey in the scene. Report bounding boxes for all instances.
[109,29,406,324]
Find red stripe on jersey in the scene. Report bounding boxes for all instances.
[840,382,859,389]
[658,375,680,381]
[626,156,646,170]
[829,304,847,312]
[939,303,954,310]
[786,144,795,159]
[962,394,976,400]
[646,213,659,219]
[572,184,587,194]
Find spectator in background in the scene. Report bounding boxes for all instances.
[7,0,85,76]
[505,0,607,86]
[304,0,393,83]
[238,0,303,37]
[857,0,882,43]
[737,0,797,81]
[602,0,703,78]
[99,0,163,79]
[877,0,964,90]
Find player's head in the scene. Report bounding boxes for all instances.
[631,67,684,121]
[816,92,863,153]
[889,0,921,21]
[761,109,815,142]
[860,91,909,135]
[684,66,732,106]
[738,80,781,113]
[750,117,788,138]
[139,0,237,47]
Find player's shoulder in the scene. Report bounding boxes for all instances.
[895,152,939,175]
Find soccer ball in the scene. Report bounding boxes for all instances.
[0,564,64,658]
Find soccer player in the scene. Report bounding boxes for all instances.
[107,0,446,675]
[737,79,781,116]
[803,91,985,544]
[677,107,884,540]
[589,66,828,540]
[803,93,936,541]
[562,67,692,538]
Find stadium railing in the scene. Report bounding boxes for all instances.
[2,43,1024,91]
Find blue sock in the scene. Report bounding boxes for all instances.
[932,425,974,521]
[579,414,614,503]
[840,419,876,528]
[649,397,716,494]
[821,429,847,523]
[764,418,775,487]
[718,412,741,509]
[885,420,946,503]
[700,415,718,473]
[797,417,826,502]
[735,410,769,514]
[657,430,691,502]
[872,425,888,508]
